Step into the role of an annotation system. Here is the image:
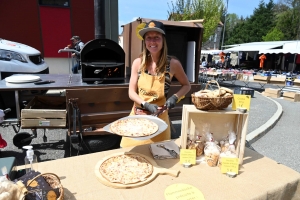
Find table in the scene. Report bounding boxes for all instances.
[0,74,129,118]
[17,141,300,200]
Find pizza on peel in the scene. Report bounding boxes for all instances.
[110,118,159,137]
[99,154,153,185]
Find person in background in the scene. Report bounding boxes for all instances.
[67,36,84,74]
[120,20,191,148]
[201,56,207,67]
[259,53,267,69]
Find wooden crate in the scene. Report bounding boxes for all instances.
[21,96,66,128]
[180,105,249,164]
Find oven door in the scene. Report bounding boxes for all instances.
[82,62,125,83]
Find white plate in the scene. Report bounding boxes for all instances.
[5,75,41,83]
[103,115,168,141]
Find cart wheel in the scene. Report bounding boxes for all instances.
[71,134,121,153]
[13,132,32,148]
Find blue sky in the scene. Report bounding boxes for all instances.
[118,0,263,33]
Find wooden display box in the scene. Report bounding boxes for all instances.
[262,92,280,98]
[262,88,281,98]
[180,105,249,164]
[21,96,67,128]
[253,75,271,83]
[294,79,300,86]
[282,91,300,102]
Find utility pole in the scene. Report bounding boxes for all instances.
[221,0,229,50]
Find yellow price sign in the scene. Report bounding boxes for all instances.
[220,157,239,174]
[164,183,205,200]
[232,94,251,111]
[180,149,196,164]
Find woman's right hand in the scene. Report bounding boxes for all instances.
[144,102,158,114]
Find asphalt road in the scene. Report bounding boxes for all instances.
[0,79,300,175]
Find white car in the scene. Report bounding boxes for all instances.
[0,38,49,80]
[0,39,49,117]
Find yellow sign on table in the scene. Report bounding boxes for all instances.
[180,149,196,164]
[220,157,239,174]
[164,183,205,200]
[232,94,251,111]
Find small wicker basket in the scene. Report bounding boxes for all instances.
[192,80,233,110]
[26,173,64,200]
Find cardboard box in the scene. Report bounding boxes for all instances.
[21,96,66,128]
[261,92,280,98]
[282,92,300,102]
[180,105,248,164]
[264,88,280,95]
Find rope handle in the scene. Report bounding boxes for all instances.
[204,80,222,96]
[26,172,61,187]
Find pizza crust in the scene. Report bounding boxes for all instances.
[110,118,159,137]
[99,154,153,185]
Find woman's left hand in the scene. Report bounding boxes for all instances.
[166,94,178,109]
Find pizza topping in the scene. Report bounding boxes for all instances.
[110,118,159,137]
[99,154,153,185]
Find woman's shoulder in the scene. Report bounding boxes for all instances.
[168,56,182,67]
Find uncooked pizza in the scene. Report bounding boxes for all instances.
[99,154,153,185]
[110,118,159,137]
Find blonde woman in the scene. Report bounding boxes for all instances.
[120,20,191,148]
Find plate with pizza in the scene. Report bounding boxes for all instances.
[94,152,179,188]
[103,115,168,140]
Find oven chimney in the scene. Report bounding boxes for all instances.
[94,0,106,39]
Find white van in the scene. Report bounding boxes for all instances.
[0,38,49,80]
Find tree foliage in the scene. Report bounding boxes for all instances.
[167,0,300,47]
[167,0,224,42]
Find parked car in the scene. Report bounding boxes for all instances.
[0,38,49,118]
[0,38,49,79]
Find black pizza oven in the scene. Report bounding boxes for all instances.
[81,39,125,83]
[81,0,125,84]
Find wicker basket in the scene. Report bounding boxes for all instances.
[192,80,233,110]
[26,173,64,200]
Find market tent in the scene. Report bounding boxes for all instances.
[201,50,223,55]
[224,43,284,52]
[259,49,300,54]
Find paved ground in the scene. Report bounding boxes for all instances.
[0,79,299,174]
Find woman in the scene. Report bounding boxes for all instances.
[120,20,191,148]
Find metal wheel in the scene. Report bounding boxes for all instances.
[13,132,32,148]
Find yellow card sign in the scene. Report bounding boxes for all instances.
[220,157,239,174]
[180,149,196,164]
[164,183,205,200]
[232,94,251,111]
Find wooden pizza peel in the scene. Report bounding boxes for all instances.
[94,152,180,189]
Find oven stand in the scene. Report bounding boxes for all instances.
[68,99,92,156]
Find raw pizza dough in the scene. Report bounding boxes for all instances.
[99,154,153,185]
[110,118,159,137]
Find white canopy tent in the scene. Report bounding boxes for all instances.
[259,49,300,54]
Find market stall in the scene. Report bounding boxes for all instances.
[15,140,300,200]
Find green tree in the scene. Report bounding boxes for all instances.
[224,0,276,44]
[167,0,224,42]
[262,27,285,41]
[275,0,300,40]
